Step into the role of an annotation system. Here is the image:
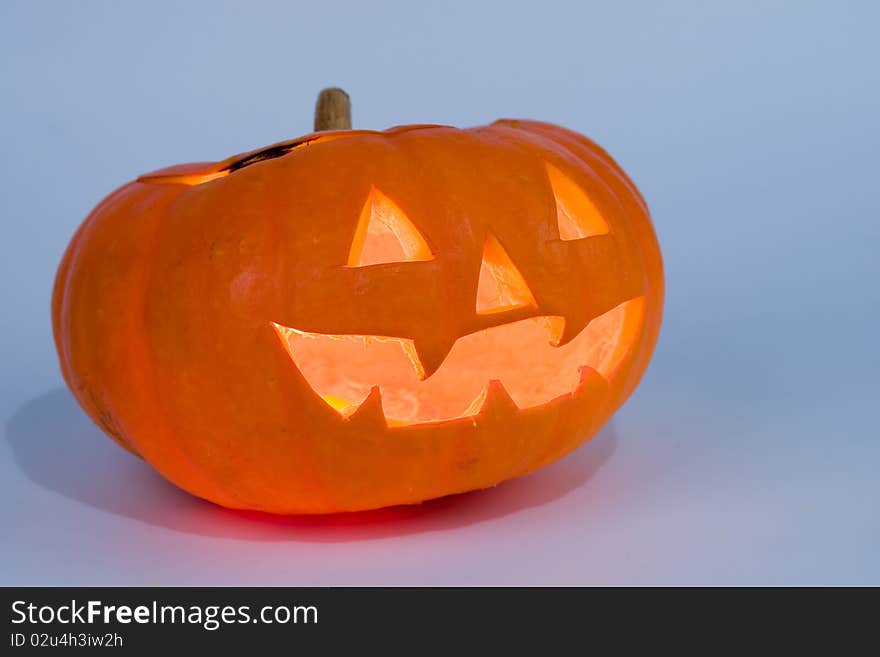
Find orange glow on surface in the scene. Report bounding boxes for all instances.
[273,296,645,425]
[139,170,230,186]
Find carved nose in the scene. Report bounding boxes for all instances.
[475,230,537,315]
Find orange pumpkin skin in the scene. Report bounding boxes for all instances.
[52,119,663,514]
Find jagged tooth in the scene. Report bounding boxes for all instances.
[545,316,567,347]
[553,313,590,347]
[408,337,455,380]
[479,379,519,416]
[345,386,387,428]
[576,366,607,392]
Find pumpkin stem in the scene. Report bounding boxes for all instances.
[314,88,351,131]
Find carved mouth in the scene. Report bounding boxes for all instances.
[272,297,644,426]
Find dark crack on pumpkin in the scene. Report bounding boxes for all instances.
[226,136,323,172]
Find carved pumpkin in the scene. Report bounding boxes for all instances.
[52,90,663,514]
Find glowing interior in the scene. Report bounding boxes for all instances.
[273,296,644,425]
[347,187,434,267]
[476,232,538,314]
[546,162,610,240]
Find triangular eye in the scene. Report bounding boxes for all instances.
[545,162,610,240]
[347,186,434,267]
[475,231,537,315]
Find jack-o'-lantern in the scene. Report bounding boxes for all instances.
[52,88,663,514]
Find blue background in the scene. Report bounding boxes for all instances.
[2,0,878,584]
